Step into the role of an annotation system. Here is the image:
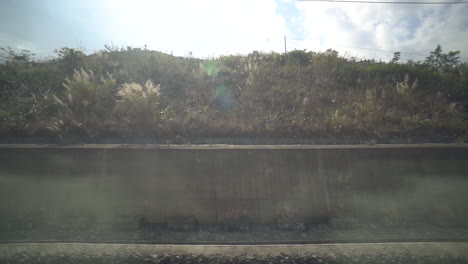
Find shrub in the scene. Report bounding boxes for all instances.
[1,45,466,141]
[116,80,167,136]
[45,68,117,138]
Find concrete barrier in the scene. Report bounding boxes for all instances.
[0,144,467,230]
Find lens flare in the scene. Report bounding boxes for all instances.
[203,61,219,78]
[216,85,233,110]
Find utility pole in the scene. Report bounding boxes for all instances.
[284,36,287,53]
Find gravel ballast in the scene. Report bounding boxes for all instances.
[1,243,468,264]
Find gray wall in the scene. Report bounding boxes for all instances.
[0,144,467,229]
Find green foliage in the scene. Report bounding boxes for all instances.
[424,45,461,72]
[45,68,117,138]
[391,52,401,64]
[0,92,61,136]
[0,45,466,142]
[54,48,87,75]
[116,80,168,136]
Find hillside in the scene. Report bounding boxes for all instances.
[0,46,467,144]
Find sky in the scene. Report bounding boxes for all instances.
[0,0,467,61]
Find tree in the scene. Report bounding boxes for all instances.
[54,48,86,74]
[424,45,460,71]
[391,52,401,64]
[0,47,35,63]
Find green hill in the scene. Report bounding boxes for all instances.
[0,45,466,143]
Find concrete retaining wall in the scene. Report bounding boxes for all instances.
[0,144,467,229]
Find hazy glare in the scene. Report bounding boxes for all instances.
[1,0,468,60]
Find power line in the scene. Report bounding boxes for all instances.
[338,45,427,56]
[300,0,468,4]
[286,37,428,57]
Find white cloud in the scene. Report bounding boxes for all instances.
[100,0,290,57]
[1,0,466,61]
[294,2,468,61]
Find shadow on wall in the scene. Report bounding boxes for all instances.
[351,176,468,227]
[0,147,467,232]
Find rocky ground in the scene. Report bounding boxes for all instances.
[2,224,468,263]
[1,242,468,264]
[2,252,468,264]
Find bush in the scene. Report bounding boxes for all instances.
[116,80,169,137]
[0,45,466,142]
[44,68,117,138]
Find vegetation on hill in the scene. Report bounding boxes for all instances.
[0,45,466,143]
